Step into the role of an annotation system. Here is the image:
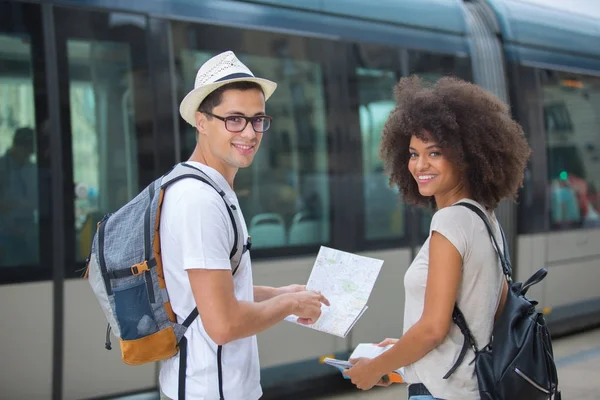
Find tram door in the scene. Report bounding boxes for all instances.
[52,6,160,400]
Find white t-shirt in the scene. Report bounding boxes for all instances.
[158,161,262,400]
[403,199,504,400]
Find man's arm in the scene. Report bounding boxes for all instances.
[0,157,11,212]
[189,270,327,345]
[253,284,306,302]
[170,182,327,345]
[253,286,278,302]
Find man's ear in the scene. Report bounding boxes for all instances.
[195,111,207,137]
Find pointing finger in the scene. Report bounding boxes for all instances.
[313,291,330,306]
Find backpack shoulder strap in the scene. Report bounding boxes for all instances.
[498,225,513,280]
[454,202,512,279]
[443,202,510,379]
[443,304,479,379]
[161,162,246,274]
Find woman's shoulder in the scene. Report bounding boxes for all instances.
[431,199,482,228]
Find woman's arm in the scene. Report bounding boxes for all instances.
[345,230,463,390]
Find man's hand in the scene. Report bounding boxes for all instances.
[254,284,307,302]
[288,290,329,325]
[277,284,306,295]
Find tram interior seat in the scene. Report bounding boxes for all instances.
[288,211,321,245]
[249,213,286,248]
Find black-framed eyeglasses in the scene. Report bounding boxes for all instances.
[204,112,272,133]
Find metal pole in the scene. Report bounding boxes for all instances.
[42,4,65,400]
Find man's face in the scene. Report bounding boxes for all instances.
[197,88,266,173]
[14,140,34,163]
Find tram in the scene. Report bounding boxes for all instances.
[1,0,599,398]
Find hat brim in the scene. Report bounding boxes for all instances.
[179,77,278,127]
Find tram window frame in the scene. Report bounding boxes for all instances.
[0,2,53,285]
[345,42,410,251]
[52,7,163,279]
[510,64,549,234]
[170,21,343,260]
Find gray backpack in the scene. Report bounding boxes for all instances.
[84,162,247,399]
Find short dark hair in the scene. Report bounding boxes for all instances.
[197,81,264,114]
[13,127,35,147]
[379,75,531,210]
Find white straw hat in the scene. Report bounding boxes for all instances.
[179,51,277,127]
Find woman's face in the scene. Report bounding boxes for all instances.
[408,132,465,203]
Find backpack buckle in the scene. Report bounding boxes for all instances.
[131,261,149,276]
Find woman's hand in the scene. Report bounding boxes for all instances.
[344,357,388,391]
[376,338,399,347]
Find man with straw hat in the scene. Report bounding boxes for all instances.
[159,51,329,400]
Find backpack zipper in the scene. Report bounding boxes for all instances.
[514,367,551,394]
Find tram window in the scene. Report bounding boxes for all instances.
[408,50,473,237]
[357,67,405,241]
[409,50,472,83]
[174,26,331,251]
[0,2,53,284]
[53,8,153,264]
[540,70,600,230]
[67,39,142,261]
[0,34,39,268]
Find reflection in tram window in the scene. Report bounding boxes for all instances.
[67,40,140,260]
[179,51,329,249]
[0,34,39,267]
[541,71,600,230]
[357,68,405,240]
[409,50,472,84]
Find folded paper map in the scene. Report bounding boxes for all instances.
[285,246,384,338]
[323,343,405,383]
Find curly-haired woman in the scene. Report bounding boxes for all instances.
[344,76,531,399]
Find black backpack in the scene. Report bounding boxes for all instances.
[443,202,561,400]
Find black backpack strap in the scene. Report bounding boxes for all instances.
[454,202,511,279]
[498,224,513,281]
[520,268,547,296]
[177,308,199,400]
[443,304,479,379]
[443,202,509,379]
